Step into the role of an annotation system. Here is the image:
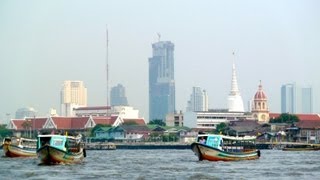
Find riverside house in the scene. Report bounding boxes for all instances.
[8,116,146,138]
[269,113,320,143]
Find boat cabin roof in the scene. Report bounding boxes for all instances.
[38,134,81,140]
[198,134,256,141]
[19,138,37,142]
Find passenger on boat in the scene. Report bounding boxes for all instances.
[199,137,206,144]
[219,140,223,150]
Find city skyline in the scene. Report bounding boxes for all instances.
[1,1,320,121]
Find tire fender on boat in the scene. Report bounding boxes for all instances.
[257,150,261,157]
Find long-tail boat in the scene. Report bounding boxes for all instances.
[2,137,37,157]
[282,144,320,151]
[191,134,260,161]
[37,134,86,165]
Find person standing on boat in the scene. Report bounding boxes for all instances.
[199,137,206,144]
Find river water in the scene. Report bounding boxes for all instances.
[0,149,319,179]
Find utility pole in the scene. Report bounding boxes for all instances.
[106,25,110,115]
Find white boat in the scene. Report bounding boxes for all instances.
[2,137,37,157]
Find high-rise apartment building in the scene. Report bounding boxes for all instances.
[110,84,128,106]
[186,87,208,112]
[301,86,313,114]
[149,41,175,121]
[281,83,313,114]
[281,83,296,114]
[60,80,87,116]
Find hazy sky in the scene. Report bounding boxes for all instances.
[1,0,320,122]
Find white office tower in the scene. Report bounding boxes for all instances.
[60,81,87,117]
[186,87,209,112]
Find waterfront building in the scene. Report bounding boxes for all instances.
[73,105,140,119]
[186,87,209,112]
[8,115,145,138]
[270,113,320,143]
[227,63,244,112]
[184,109,249,129]
[60,80,87,117]
[251,82,269,123]
[15,107,37,119]
[94,125,150,142]
[110,84,129,106]
[149,41,175,122]
[166,110,184,127]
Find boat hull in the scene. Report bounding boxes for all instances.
[191,142,260,161]
[283,147,320,151]
[37,145,85,165]
[2,143,37,158]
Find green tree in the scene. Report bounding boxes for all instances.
[214,123,229,134]
[0,124,13,138]
[148,119,166,126]
[269,113,299,124]
[149,132,161,142]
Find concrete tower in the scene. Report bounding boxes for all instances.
[227,62,244,112]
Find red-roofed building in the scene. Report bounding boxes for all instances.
[8,115,146,138]
[269,113,320,121]
[269,113,320,143]
[92,116,117,126]
[123,119,146,125]
[295,119,320,143]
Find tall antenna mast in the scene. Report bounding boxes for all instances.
[106,25,109,109]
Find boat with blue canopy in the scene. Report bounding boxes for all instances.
[191,134,260,161]
[37,134,86,165]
